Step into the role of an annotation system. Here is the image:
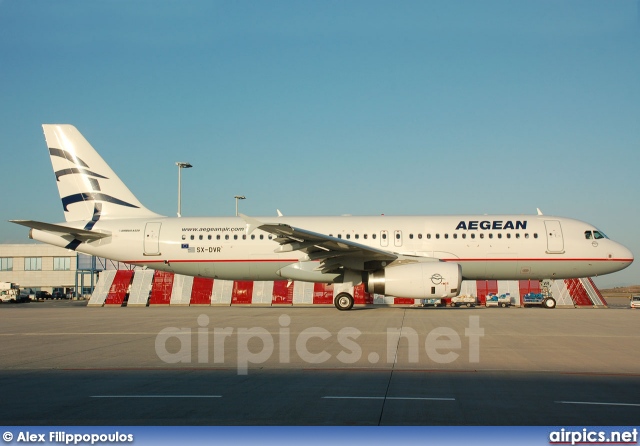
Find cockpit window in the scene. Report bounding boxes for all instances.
[586,230,608,240]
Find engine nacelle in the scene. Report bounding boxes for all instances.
[366,262,462,298]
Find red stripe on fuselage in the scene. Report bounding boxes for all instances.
[126,259,299,264]
[125,257,632,264]
[442,258,633,262]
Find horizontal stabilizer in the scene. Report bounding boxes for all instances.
[10,220,110,242]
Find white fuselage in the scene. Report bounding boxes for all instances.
[31,214,634,282]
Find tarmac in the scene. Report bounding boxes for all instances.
[0,299,638,425]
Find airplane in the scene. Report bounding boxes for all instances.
[11,124,634,310]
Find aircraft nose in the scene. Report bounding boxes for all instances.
[616,243,634,266]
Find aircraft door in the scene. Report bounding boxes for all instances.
[544,220,564,254]
[144,222,162,255]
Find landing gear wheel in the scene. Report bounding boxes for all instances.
[335,292,354,311]
[544,297,556,309]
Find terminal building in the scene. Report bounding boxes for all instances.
[0,244,81,297]
[0,243,125,298]
[0,243,607,307]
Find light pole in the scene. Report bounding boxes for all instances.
[234,195,245,216]
[176,162,192,217]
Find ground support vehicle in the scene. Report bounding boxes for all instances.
[0,282,28,303]
[419,298,446,307]
[450,295,477,307]
[485,293,512,307]
[523,292,556,308]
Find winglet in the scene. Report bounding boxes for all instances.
[239,213,262,235]
[536,208,543,215]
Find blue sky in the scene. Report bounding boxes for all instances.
[0,0,638,287]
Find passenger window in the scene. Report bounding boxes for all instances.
[225,235,229,240]
[372,234,377,240]
[268,235,273,239]
[382,233,387,239]
[462,234,466,239]
[427,234,431,239]
[217,235,221,240]
[199,235,203,240]
[182,235,186,240]
[260,235,264,240]
[355,234,359,239]
[409,234,414,240]
[471,234,475,239]
[346,234,351,239]
[396,233,401,240]
[507,233,511,239]
[251,235,255,240]
[242,234,246,240]
[418,234,422,239]
[233,235,238,240]
[516,233,520,239]
[338,234,342,239]
[525,233,529,238]
[453,234,457,239]
[190,235,195,240]
[488,233,493,239]
[435,234,440,239]
[479,234,484,239]
[364,234,368,240]
[444,234,449,239]
[498,233,502,239]
[534,233,538,239]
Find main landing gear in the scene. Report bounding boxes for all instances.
[334,292,354,311]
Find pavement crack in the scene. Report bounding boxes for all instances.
[377,307,407,425]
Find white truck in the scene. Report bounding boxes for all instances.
[419,298,445,307]
[0,282,23,303]
[485,293,512,308]
[450,295,477,307]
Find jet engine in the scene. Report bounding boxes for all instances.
[365,262,462,298]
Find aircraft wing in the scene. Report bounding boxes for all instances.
[10,220,110,242]
[240,214,436,273]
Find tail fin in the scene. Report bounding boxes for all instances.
[43,124,163,221]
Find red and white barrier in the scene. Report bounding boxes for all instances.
[89,271,606,307]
